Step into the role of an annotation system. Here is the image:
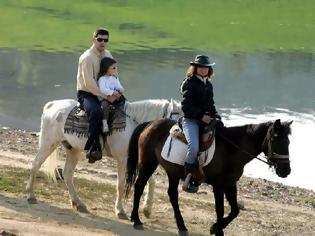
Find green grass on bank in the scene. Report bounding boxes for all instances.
[0,0,314,53]
[0,167,116,204]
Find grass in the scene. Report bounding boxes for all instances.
[0,166,116,204]
[303,197,315,206]
[0,0,314,53]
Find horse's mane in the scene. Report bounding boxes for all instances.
[247,121,291,136]
[221,121,291,144]
[125,99,172,124]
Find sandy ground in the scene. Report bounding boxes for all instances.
[0,128,314,236]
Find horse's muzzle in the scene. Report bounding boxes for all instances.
[276,163,291,178]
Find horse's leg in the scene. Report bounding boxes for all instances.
[142,175,156,218]
[131,164,158,230]
[115,156,128,219]
[221,183,239,229]
[210,186,225,236]
[26,144,57,203]
[167,174,188,236]
[63,148,88,213]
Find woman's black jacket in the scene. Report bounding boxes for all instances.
[180,75,221,120]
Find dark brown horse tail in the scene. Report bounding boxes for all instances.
[125,121,152,199]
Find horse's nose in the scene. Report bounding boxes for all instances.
[285,166,291,176]
[278,165,291,178]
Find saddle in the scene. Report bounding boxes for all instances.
[170,118,216,152]
[169,119,217,185]
[64,99,126,137]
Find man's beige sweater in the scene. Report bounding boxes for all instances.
[76,45,112,98]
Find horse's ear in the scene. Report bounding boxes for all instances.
[288,120,293,126]
[274,119,281,131]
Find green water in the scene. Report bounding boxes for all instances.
[0,1,314,130]
[1,0,314,53]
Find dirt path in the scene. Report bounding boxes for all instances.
[0,128,314,236]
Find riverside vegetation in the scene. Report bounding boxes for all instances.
[1,0,315,53]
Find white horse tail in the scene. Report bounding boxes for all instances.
[42,148,60,182]
[39,100,65,182]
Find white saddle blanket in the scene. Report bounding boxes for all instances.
[161,135,215,167]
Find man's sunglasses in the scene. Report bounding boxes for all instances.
[96,38,109,42]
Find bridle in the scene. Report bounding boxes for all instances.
[220,123,290,167]
[262,125,290,167]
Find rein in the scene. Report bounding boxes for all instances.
[218,133,270,165]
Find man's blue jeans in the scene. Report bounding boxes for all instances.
[77,90,102,151]
[182,117,200,164]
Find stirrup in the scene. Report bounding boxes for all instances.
[86,149,102,163]
[182,173,199,193]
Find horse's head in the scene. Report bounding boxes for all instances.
[167,99,182,120]
[262,119,292,178]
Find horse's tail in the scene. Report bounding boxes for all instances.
[40,101,63,182]
[41,148,60,182]
[125,121,152,198]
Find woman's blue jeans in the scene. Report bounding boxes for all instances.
[182,117,200,164]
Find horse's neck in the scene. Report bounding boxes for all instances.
[125,99,170,123]
[224,123,269,159]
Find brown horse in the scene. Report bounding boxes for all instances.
[125,118,292,236]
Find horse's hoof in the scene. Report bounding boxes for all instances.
[143,208,151,218]
[72,201,89,213]
[210,224,224,236]
[178,230,189,236]
[133,223,144,230]
[237,200,245,210]
[210,224,217,235]
[27,197,37,204]
[76,205,89,213]
[55,167,64,181]
[117,212,129,220]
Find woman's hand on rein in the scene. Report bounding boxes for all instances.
[202,115,213,124]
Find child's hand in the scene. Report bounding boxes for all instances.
[113,91,121,97]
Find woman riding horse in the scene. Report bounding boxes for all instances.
[180,55,223,193]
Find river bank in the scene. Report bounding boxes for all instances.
[0,127,314,235]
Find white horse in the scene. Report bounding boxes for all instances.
[26,98,182,219]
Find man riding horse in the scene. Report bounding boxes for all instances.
[76,28,120,163]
